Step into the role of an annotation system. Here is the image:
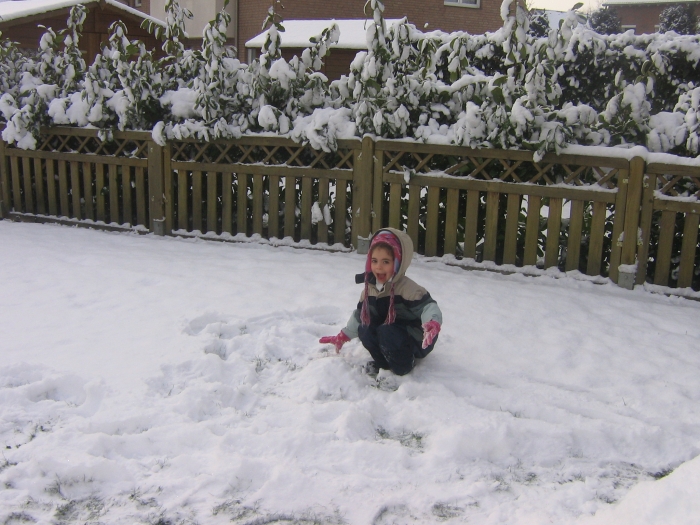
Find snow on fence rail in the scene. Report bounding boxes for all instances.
[1,127,699,292]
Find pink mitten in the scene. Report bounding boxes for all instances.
[319,330,351,353]
[421,320,441,349]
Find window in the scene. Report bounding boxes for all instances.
[445,0,480,7]
[133,0,142,6]
[621,24,636,33]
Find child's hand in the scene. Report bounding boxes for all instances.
[421,321,441,349]
[319,331,351,353]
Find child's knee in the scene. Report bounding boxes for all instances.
[390,357,415,376]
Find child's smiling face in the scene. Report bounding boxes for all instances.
[371,246,394,284]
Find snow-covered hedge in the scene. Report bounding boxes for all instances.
[2,0,700,161]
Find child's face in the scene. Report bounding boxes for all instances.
[371,246,394,284]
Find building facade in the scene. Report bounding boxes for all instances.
[148,0,504,64]
[603,0,700,34]
[0,0,160,62]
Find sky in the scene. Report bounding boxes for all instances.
[529,0,601,13]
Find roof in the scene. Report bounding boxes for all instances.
[246,19,404,50]
[0,0,164,26]
[604,0,700,5]
[540,9,568,29]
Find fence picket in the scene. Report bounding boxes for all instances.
[22,157,34,214]
[254,174,265,236]
[46,159,57,216]
[178,170,188,231]
[388,182,402,230]
[425,186,440,256]
[108,164,118,223]
[654,210,676,286]
[484,191,500,262]
[608,170,630,283]
[372,149,384,234]
[464,190,480,260]
[95,163,105,222]
[164,148,173,234]
[335,180,347,245]
[636,174,656,285]
[237,173,248,236]
[284,176,295,239]
[192,170,202,232]
[503,193,520,265]
[444,188,460,256]
[34,158,45,215]
[135,166,146,228]
[587,201,606,276]
[677,213,699,288]
[222,172,233,235]
[301,176,312,241]
[207,171,218,233]
[70,161,82,219]
[545,197,563,269]
[82,162,94,221]
[566,199,584,272]
[10,156,21,213]
[58,161,69,218]
[407,184,420,250]
[523,195,541,267]
[317,178,329,244]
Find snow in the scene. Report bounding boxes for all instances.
[246,19,404,50]
[0,0,164,26]
[604,0,698,4]
[1,220,700,524]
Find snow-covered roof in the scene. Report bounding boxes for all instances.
[540,9,568,29]
[0,0,164,26]
[604,0,700,5]
[246,19,404,50]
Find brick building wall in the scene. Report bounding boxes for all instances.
[115,0,151,16]
[238,0,505,63]
[0,3,159,62]
[609,2,700,34]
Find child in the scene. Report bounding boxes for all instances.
[320,228,442,376]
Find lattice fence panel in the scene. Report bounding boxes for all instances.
[376,144,625,277]
[167,139,359,247]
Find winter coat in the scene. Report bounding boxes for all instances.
[342,228,442,357]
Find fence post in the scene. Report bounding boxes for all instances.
[148,140,165,235]
[0,135,9,218]
[618,156,645,289]
[351,136,374,249]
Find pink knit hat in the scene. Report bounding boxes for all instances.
[360,231,402,326]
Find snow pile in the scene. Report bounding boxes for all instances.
[1,221,700,524]
[3,0,700,160]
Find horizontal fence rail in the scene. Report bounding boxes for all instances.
[1,127,699,293]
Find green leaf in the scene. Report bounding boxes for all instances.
[492,86,505,104]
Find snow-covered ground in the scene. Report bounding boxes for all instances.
[1,220,700,525]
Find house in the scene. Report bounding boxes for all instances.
[245,18,404,81]
[149,0,505,65]
[149,0,237,47]
[0,0,163,61]
[603,0,700,34]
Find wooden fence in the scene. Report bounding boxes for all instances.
[1,127,699,292]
